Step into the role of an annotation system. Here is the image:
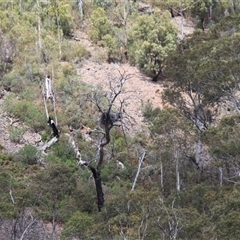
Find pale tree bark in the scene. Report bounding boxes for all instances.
[19,213,36,240]
[179,0,184,41]
[77,0,83,19]
[39,136,58,152]
[219,167,223,187]
[11,208,38,240]
[157,197,183,240]
[131,150,146,191]
[195,128,203,168]
[138,206,150,240]
[51,202,57,240]
[37,75,59,166]
[18,0,22,12]
[194,101,205,168]
[36,0,42,52]
[174,148,180,192]
[55,2,62,58]
[160,160,164,190]
[45,75,54,101]
[9,187,15,205]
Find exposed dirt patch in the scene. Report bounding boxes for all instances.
[74,16,195,134]
[75,31,166,134]
[78,61,166,132]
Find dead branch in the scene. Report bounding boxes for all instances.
[39,137,58,152]
[9,187,15,205]
[157,197,183,240]
[19,213,37,240]
[131,150,146,191]
[77,69,131,211]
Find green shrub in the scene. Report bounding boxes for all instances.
[9,126,25,143]
[88,7,113,43]
[61,211,94,239]
[16,145,40,165]
[61,41,90,63]
[4,95,46,131]
[2,72,27,93]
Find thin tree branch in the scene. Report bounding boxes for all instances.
[131,151,146,191]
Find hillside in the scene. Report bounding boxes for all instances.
[1,1,240,240]
[0,15,194,154]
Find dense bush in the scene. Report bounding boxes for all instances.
[16,145,40,165]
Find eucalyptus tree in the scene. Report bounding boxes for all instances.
[204,115,240,185]
[163,35,216,169]
[143,104,196,192]
[163,14,240,169]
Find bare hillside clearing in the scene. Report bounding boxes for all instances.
[75,31,166,133]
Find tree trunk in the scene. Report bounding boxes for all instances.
[219,167,223,187]
[160,160,163,191]
[196,129,203,168]
[77,0,83,19]
[131,151,146,191]
[174,149,180,191]
[89,166,104,211]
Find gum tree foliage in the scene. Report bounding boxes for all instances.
[128,11,178,78]
[190,0,215,30]
[0,168,38,240]
[190,0,240,29]
[93,0,114,9]
[143,104,197,192]
[31,164,77,239]
[47,0,74,36]
[163,14,240,168]
[204,115,240,184]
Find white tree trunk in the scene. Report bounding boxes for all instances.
[131,151,146,191]
[36,0,42,52]
[174,149,180,191]
[219,167,223,187]
[19,214,36,240]
[39,137,58,152]
[77,0,83,19]
[45,76,54,100]
[160,160,163,190]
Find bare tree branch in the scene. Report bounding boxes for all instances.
[131,150,146,191]
[77,69,131,211]
[19,213,36,240]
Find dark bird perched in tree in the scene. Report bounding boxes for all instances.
[99,111,122,129]
[48,117,59,138]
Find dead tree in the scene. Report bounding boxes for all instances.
[38,76,59,163]
[78,70,132,211]
[157,197,184,240]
